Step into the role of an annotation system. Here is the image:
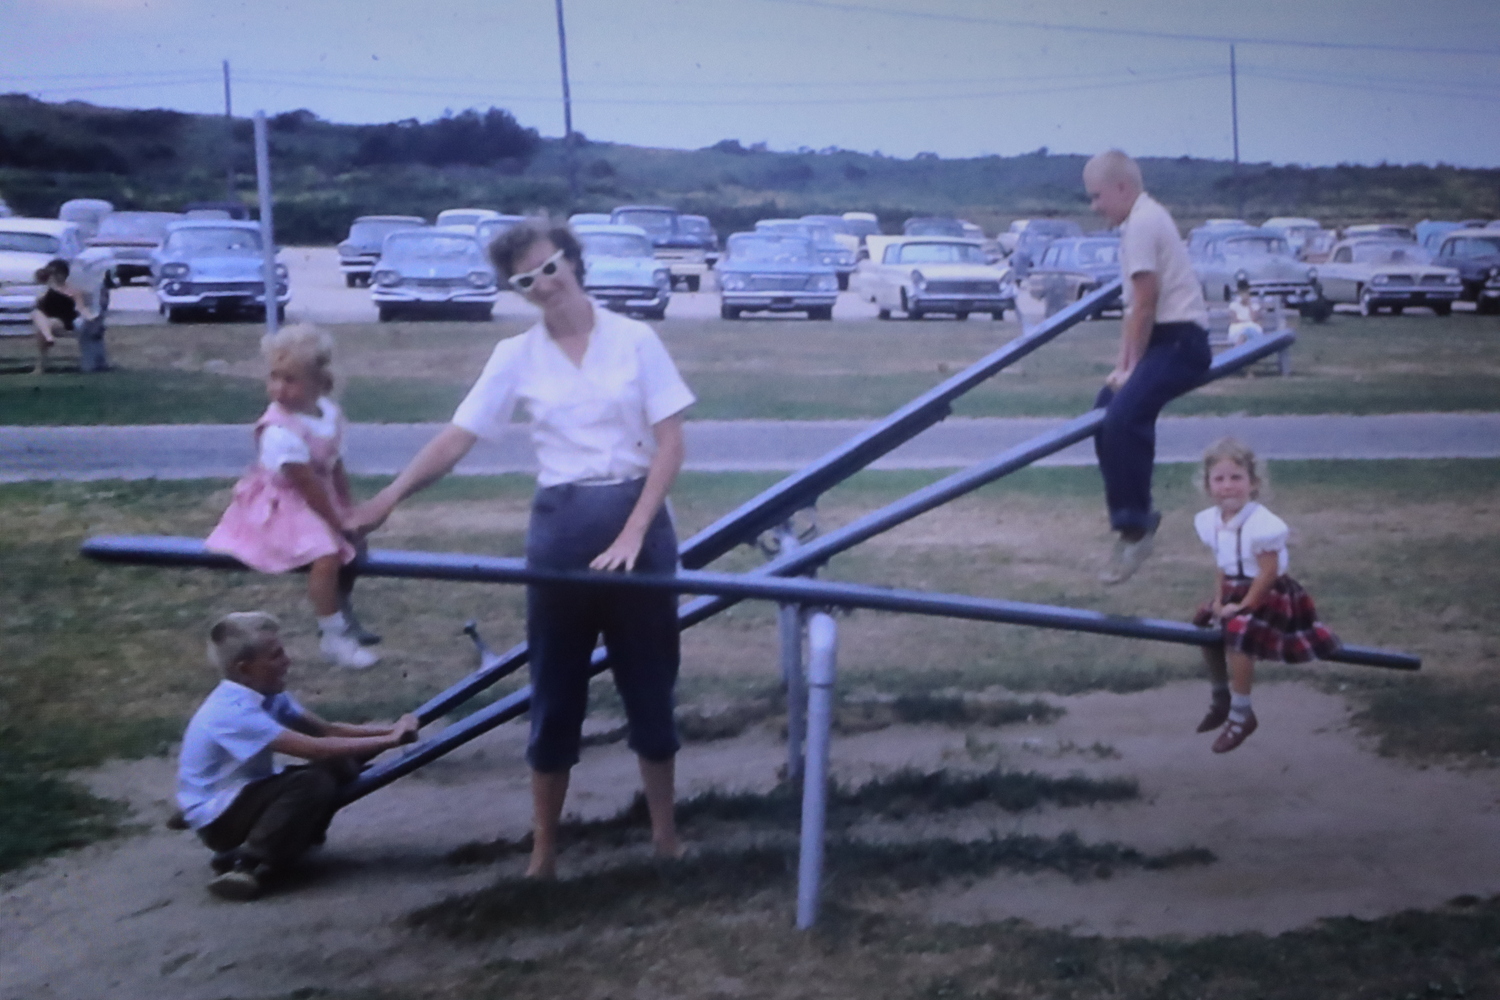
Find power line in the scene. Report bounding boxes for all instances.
[749,0,1500,57]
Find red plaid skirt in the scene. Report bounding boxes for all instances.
[1193,575,1341,663]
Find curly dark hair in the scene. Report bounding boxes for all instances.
[34,258,70,283]
[486,218,586,286]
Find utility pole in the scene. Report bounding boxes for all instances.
[253,111,279,335]
[1230,44,1243,218]
[554,0,579,200]
[223,60,235,203]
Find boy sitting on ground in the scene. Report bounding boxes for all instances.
[177,611,419,900]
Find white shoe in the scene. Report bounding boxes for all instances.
[1098,514,1160,585]
[320,629,379,669]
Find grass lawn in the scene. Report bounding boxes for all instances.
[2,460,1497,876]
[2,309,1497,424]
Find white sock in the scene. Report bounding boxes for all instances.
[1229,692,1253,722]
[317,611,348,636]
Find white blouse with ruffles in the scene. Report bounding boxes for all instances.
[1194,501,1290,577]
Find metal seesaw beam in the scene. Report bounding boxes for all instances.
[404,281,1123,722]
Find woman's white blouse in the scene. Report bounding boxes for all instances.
[451,306,695,487]
[259,397,342,470]
[1194,502,1290,577]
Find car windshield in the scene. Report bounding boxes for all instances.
[1353,243,1432,265]
[475,220,520,245]
[581,232,653,258]
[165,228,262,253]
[905,219,966,237]
[96,213,177,240]
[896,242,987,264]
[679,218,712,236]
[438,212,489,228]
[0,231,62,254]
[729,235,812,263]
[613,211,675,236]
[1076,241,1120,266]
[384,234,483,263]
[759,222,836,247]
[351,220,421,243]
[1447,236,1500,258]
[1221,236,1290,257]
[802,216,854,235]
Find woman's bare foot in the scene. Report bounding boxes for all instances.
[653,837,686,861]
[524,853,557,879]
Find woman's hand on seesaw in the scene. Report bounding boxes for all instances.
[590,530,645,572]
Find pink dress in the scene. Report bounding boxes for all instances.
[205,401,356,573]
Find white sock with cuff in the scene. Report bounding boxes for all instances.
[317,611,349,636]
[1229,692,1253,722]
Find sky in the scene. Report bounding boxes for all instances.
[6,0,1499,167]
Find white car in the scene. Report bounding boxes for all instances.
[1318,239,1462,316]
[435,207,503,229]
[853,235,1014,320]
[575,223,671,319]
[0,218,113,324]
[370,228,497,321]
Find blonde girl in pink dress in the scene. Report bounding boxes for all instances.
[206,326,378,669]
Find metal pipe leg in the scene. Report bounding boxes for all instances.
[780,603,806,785]
[796,611,838,930]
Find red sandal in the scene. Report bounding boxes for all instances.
[1212,711,1258,753]
[1196,693,1231,733]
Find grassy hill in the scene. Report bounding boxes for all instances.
[2,94,1496,244]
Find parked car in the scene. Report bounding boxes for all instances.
[574,223,671,319]
[88,211,182,285]
[717,232,838,320]
[1342,224,1416,243]
[1007,219,1083,280]
[678,215,721,268]
[1415,220,1465,255]
[1023,236,1121,305]
[1261,217,1336,261]
[474,215,527,255]
[800,215,862,263]
[183,200,251,221]
[0,218,113,324]
[755,219,856,289]
[1432,228,1500,313]
[568,213,612,227]
[58,198,114,241]
[840,212,882,248]
[337,215,427,287]
[903,217,967,238]
[151,220,288,323]
[853,235,1015,321]
[609,205,710,291]
[435,208,502,229]
[1189,227,1330,320]
[1317,239,1461,316]
[370,228,496,321]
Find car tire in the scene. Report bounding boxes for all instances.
[1358,287,1379,317]
[378,305,397,322]
[991,310,1006,321]
[720,304,740,320]
[810,306,833,320]
[955,311,969,321]
[837,274,849,291]
[685,276,700,293]
[166,306,193,324]
[908,309,924,320]
[1432,302,1452,317]
[877,308,892,320]
[345,275,357,288]
[1390,305,1403,316]
[643,306,667,320]
[466,304,492,322]
[1477,298,1499,316]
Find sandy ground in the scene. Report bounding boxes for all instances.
[3,679,1499,1000]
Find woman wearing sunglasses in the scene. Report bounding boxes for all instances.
[353,219,694,879]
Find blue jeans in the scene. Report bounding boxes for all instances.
[525,479,681,773]
[1094,322,1211,534]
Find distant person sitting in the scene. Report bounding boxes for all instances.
[29,259,95,374]
[1227,279,1264,346]
[176,612,419,900]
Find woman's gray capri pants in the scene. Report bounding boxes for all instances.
[524,478,681,772]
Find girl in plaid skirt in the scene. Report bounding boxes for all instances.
[1190,438,1340,753]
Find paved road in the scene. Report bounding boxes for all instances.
[3,413,1497,482]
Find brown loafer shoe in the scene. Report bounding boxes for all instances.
[1196,695,1231,734]
[1212,711,1258,753]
